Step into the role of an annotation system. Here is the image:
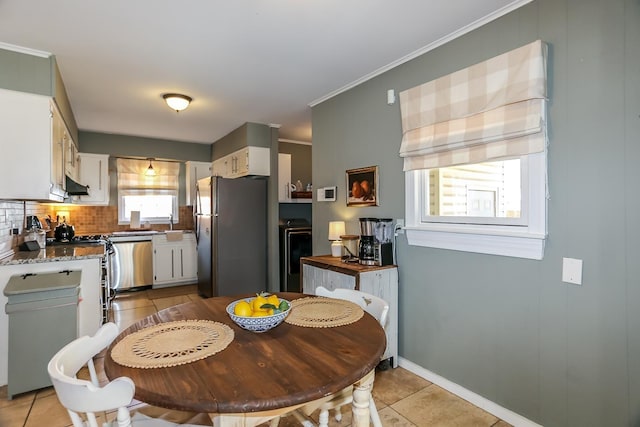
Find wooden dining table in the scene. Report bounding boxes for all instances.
[103,292,386,427]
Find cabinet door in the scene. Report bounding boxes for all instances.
[302,264,355,294]
[0,89,64,201]
[51,104,65,196]
[359,269,399,368]
[185,161,212,206]
[246,147,270,176]
[179,236,198,281]
[278,153,292,202]
[153,244,175,284]
[64,134,79,181]
[77,153,109,204]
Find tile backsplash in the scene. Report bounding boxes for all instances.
[0,200,51,257]
[46,205,194,235]
[0,201,194,257]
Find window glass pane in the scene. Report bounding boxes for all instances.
[119,191,178,224]
[423,159,521,221]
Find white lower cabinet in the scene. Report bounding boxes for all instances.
[152,234,197,287]
[301,256,398,368]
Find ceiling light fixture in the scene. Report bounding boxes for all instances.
[145,158,156,176]
[163,93,192,112]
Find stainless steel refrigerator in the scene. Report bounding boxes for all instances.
[195,176,267,298]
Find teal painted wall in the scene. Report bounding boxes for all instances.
[279,141,312,189]
[211,122,271,160]
[0,48,52,96]
[311,1,640,426]
[0,49,78,141]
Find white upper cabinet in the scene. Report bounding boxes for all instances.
[76,153,110,205]
[185,161,212,206]
[0,88,66,201]
[212,147,270,179]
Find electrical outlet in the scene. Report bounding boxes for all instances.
[395,219,405,235]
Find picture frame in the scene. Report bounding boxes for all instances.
[346,166,379,207]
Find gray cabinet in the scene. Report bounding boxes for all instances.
[301,256,398,368]
[4,271,80,398]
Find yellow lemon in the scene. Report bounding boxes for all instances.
[252,295,268,312]
[234,300,252,317]
[267,294,279,307]
[251,310,268,317]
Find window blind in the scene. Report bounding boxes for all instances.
[116,158,179,191]
[399,40,547,171]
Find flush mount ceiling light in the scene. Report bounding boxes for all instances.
[145,158,156,176]
[163,93,192,112]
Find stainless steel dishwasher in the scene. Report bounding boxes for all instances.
[109,234,153,291]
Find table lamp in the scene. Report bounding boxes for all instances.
[328,221,346,257]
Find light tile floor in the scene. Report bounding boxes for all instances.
[0,285,512,427]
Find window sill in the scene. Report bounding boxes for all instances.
[405,226,546,260]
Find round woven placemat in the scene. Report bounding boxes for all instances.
[285,297,364,328]
[111,320,234,369]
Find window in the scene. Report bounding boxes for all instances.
[405,152,546,259]
[116,158,179,225]
[399,40,548,259]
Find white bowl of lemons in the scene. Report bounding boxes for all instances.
[226,293,291,333]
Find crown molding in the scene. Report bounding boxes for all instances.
[0,42,51,58]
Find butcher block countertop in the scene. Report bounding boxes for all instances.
[0,245,106,266]
[300,255,397,276]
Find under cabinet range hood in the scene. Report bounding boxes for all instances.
[65,175,90,196]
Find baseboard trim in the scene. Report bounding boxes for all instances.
[398,357,542,427]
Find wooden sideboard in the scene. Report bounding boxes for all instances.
[300,255,398,368]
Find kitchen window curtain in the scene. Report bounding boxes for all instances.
[398,39,547,171]
[116,158,179,192]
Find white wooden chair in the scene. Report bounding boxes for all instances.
[300,286,389,427]
[47,322,204,427]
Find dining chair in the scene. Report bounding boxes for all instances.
[294,286,389,427]
[47,322,204,427]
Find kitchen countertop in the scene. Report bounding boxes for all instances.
[0,245,106,266]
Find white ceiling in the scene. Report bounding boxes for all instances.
[0,1,528,145]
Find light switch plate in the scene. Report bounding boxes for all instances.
[562,257,583,285]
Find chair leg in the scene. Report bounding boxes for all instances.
[369,396,382,427]
[291,410,315,427]
[269,417,281,427]
[318,409,330,427]
[334,407,343,422]
[115,407,132,427]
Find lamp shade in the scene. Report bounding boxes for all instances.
[328,221,346,241]
[163,93,192,112]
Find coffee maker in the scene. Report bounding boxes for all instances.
[358,218,378,265]
[375,218,394,266]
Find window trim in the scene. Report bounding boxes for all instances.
[405,152,547,260]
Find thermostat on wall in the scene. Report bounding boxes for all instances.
[317,186,337,202]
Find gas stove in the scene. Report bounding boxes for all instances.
[46,235,108,246]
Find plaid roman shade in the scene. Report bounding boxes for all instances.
[399,40,548,171]
[116,158,179,191]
